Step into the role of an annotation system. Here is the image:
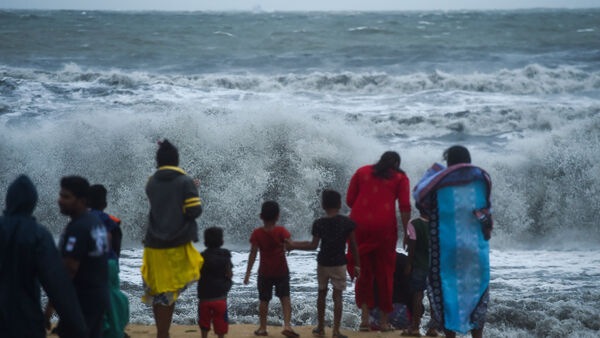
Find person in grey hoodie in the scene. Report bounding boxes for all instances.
[141,139,204,338]
[0,175,88,338]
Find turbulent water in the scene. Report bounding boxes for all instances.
[1,8,600,337]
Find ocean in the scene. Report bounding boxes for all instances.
[1,8,599,337]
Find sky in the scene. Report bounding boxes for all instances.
[3,0,600,11]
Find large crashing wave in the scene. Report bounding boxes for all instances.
[487,117,600,248]
[0,101,381,243]
[1,64,599,248]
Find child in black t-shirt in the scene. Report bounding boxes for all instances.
[197,227,233,338]
[287,189,360,338]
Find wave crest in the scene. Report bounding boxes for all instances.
[2,63,598,98]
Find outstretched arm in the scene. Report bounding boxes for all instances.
[348,231,360,279]
[400,211,411,249]
[286,236,320,251]
[244,245,258,284]
[398,176,412,248]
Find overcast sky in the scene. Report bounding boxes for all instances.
[3,0,600,11]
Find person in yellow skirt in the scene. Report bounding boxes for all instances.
[141,139,204,338]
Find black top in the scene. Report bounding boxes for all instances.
[59,211,109,311]
[312,215,356,267]
[197,247,233,300]
[0,175,87,338]
[393,252,411,305]
[411,217,431,270]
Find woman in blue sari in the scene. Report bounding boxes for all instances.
[413,145,493,338]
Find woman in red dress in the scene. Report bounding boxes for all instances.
[346,151,411,331]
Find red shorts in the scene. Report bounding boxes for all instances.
[198,299,229,334]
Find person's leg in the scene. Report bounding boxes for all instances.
[317,289,327,331]
[256,275,272,334]
[471,328,483,338]
[332,289,343,335]
[198,301,211,338]
[444,329,456,338]
[357,253,374,328]
[85,308,107,338]
[424,288,439,337]
[380,311,391,331]
[328,265,348,336]
[258,301,268,332]
[212,299,229,338]
[411,290,424,332]
[280,296,293,330]
[315,264,328,334]
[373,246,396,330]
[274,275,295,333]
[153,303,175,338]
[367,274,393,331]
[425,327,439,337]
[360,303,370,328]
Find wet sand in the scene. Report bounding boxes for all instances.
[122,324,424,337]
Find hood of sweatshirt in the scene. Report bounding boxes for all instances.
[4,175,38,217]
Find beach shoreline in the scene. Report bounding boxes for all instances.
[116,324,420,337]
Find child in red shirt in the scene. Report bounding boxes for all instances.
[244,201,299,338]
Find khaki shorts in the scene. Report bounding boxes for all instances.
[317,264,347,291]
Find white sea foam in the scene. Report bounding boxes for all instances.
[213,31,235,37]
[1,63,599,247]
[114,247,600,337]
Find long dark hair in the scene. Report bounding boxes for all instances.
[443,145,471,166]
[373,151,404,179]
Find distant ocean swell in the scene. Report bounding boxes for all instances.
[1,63,599,98]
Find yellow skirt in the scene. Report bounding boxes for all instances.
[141,242,203,306]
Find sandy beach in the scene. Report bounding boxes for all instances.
[120,324,423,338]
